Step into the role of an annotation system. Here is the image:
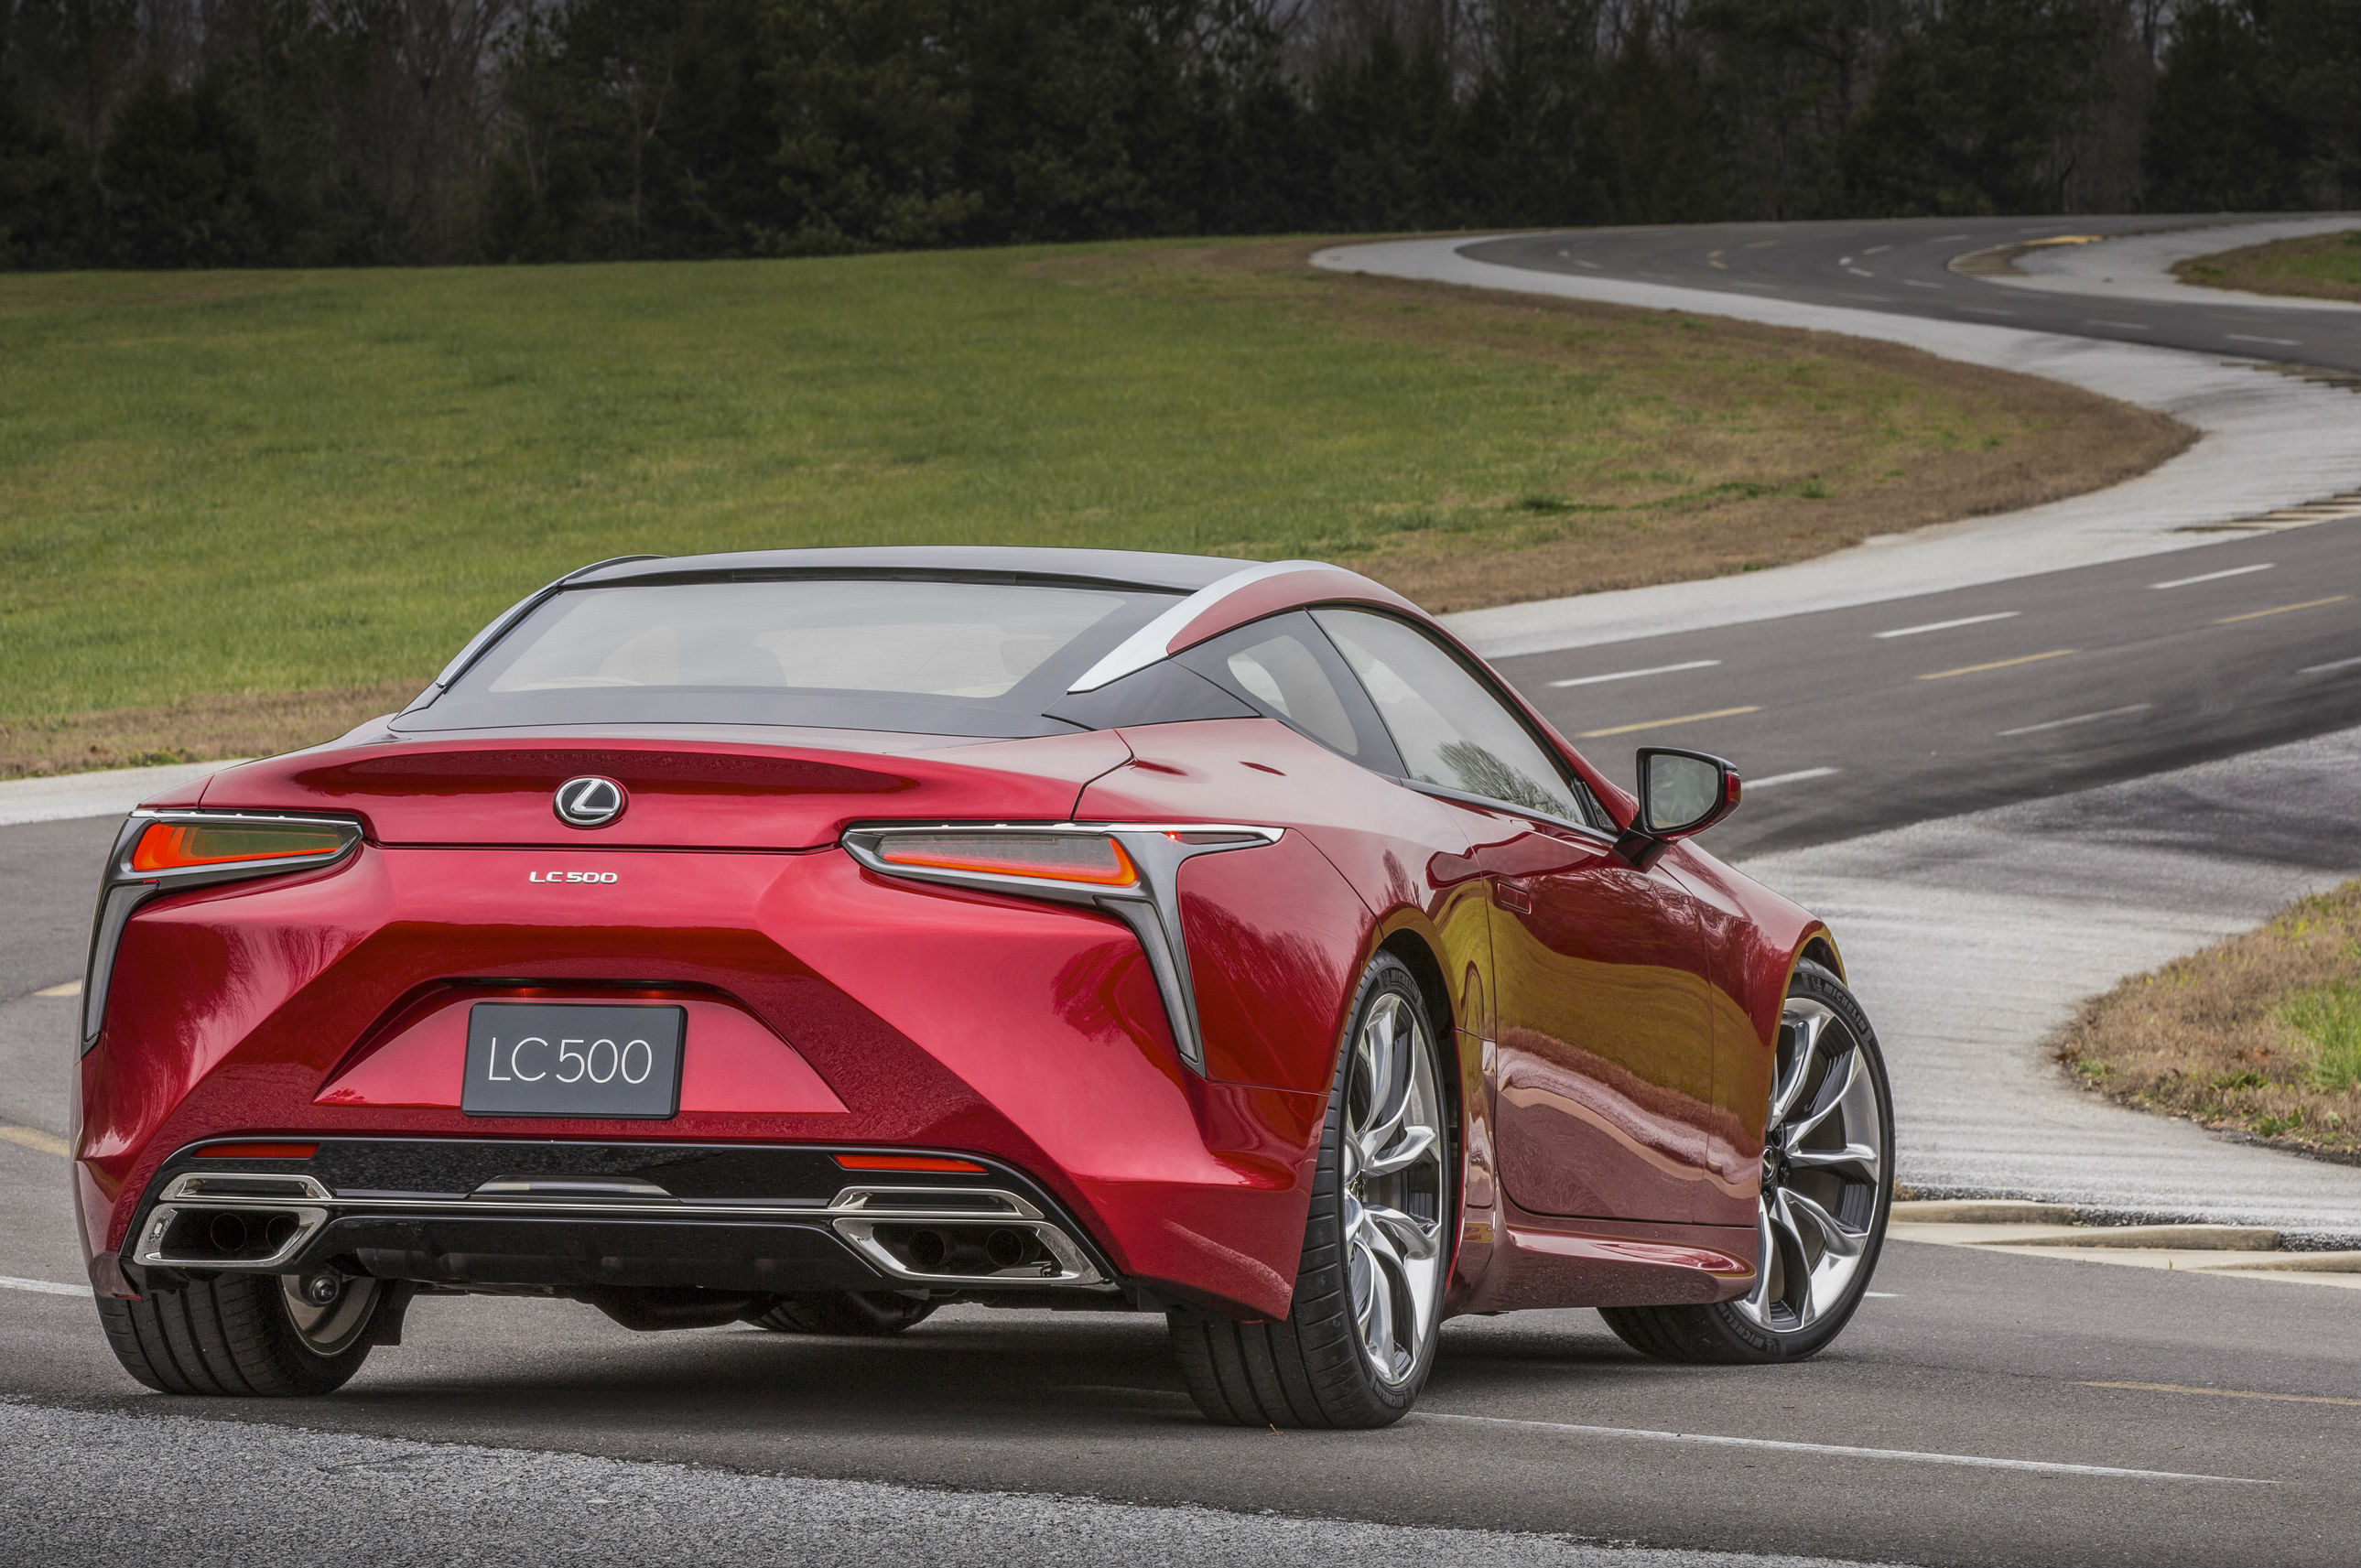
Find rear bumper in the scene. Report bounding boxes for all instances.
[118,1139,1120,1299]
[81,843,1335,1317]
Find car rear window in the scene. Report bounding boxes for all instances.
[398,578,1182,739]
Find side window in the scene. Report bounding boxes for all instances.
[1179,613,1398,765]
[1314,608,1593,827]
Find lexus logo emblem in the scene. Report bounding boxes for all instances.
[553,775,626,828]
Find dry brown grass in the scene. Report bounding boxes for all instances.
[1038,240,2193,611]
[2056,880,2361,1159]
[0,681,421,780]
[2173,229,2361,305]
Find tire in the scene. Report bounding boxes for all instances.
[751,1291,938,1336]
[1167,951,1454,1428]
[95,1271,386,1396]
[1601,959,1892,1364]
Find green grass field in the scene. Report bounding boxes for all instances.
[0,239,2181,771]
[2174,228,2361,303]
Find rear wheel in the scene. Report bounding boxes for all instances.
[751,1291,938,1336]
[1167,952,1453,1427]
[1601,960,1891,1364]
[96,1271,386,1395]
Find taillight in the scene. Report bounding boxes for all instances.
[130,820,353,873]
[83,811,363,1052]
[870,831,1139,888]
[839,822,1283,1077]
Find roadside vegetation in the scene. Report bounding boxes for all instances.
[2058,880,2361,1160]
[0,240,2186,778]
[2173,230,2361,305]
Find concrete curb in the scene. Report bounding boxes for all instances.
[0,760,240,827]
[1312,237,2361,659]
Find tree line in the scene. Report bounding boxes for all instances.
[1,0,2355,270]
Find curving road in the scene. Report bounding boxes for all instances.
[6,217,2361,1567]
[1466,215,2361,373]
[1415,217,2361,856]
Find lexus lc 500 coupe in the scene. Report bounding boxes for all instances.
[76,546,1892,1426]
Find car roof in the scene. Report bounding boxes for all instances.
[569,546,1259,594]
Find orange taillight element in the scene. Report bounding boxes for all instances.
[872,832,1138,888]
[834,1153,990,1173]
[129,820,350,873]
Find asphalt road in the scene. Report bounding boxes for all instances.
[7,217,2361,1565]
[5,1119,2360,1567]
[1508,513,2361,859]
[1465,215,2361,374]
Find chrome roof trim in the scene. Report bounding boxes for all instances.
[1065,558,1327,693]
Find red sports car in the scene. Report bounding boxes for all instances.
[75,547,1891,1426]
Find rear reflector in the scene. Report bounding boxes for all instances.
[131,820,351,873]
[870,831,1138,888]
[196,1142,319,1160]
[834,1153,989,1174]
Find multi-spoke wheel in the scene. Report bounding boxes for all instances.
[1167,951,1455,1426]
[1601,959,1891,1364]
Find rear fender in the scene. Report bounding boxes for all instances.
[1662,843,1842,1197]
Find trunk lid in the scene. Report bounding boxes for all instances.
[190,728,1132,849]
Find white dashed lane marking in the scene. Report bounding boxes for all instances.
[1416,1412,2276,1485]
[1549,660,1722,688]
[2152,563,2273,589]
[1875,611,2020,639]
[1998,704,2154,738]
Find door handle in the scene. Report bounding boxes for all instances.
[1495,880,1533,914]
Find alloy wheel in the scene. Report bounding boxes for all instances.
[281,1273,383,1357]
[1341,989,1447,1386]
[1738,994,1885,1335]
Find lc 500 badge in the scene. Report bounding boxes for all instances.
[528,871,619,883]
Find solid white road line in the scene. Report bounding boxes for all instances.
[1548,659,1722,687]
[1416,1411,2275,1484]
[1875,611,2020,639]
[0,1275,90,1298]
[1747,767,1840,789]
[2226,333,2300,347]
[1998,704,2154,738]
[2301,654,2361,675]
[2152,562,2274,589]
[2085,319,2151,330]
[33,979,81,998]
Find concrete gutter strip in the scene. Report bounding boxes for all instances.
[1985,1224,2282,1250]
[1990,214,2361,312]
[1313,237,2361,660]
[0,759,240,827]
[1737,722,2361,1239]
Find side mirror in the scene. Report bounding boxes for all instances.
[1615,747,1740,869]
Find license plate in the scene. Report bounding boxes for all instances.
[462,1002,685,1119]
